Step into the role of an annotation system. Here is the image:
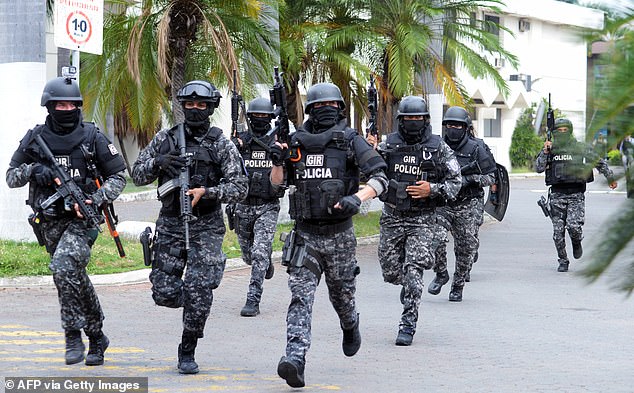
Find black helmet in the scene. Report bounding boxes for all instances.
[247,97,275,115]
[304,82,345,113]
[554,118,573,132]
[442,106,471,127]
[396,96,429,117]
[41,77,83,107]
[177,80,222,108]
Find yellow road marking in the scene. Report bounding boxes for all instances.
[0,324,29,329]
[0,330,61,337]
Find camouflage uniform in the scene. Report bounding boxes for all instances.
[378,134,461,336]
[6,118,126,345]
[535,137,614,270]
[280,118,387,371]
[231,129,284,314]
[131,126,247,337]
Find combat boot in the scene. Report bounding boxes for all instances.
[572,241,583,259]
[558,260,569,272]
[240,300,260,317]
[341,314,361,357]
[64,330,85,365]
[277,356,305,388]
[448,284,463,302]
[178,334,199,374]
[265,261,275,280]
[427,270,450,295]
[85,332,109,366]
[395,329,414,346]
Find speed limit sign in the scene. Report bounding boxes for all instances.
[54,0,103,55]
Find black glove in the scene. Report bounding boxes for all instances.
[337,195,362,215]
[30,164,55,186]
[269,144,287,166]
[155,151,187,177]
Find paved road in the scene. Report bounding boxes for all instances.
[1,176,632,392]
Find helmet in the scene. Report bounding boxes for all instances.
[442,106,471,126]
[40,77,83,107]
[396,96,429,117]
[247,97,275,115]
[554,118,573,132]
[177,80,222,108]
[304,83,345,113]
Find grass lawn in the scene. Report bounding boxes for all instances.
[0,211,381,277]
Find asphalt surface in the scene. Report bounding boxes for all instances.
[0,175,633,392]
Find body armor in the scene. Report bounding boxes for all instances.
[287,124,358,221]
[379,132,444,210]
[454,137,496,201]
[545,141,594,186]
[158,126,223,216]
[238,131,280,201]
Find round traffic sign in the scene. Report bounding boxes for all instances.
[65,11,93,45]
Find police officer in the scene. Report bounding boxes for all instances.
[376,96,462,346]
[131,80,248,374]
[230,97,283,317]
[535,118,617,272]
[428,106,497,301]
[6,76,127,366]
[271,82,387,388]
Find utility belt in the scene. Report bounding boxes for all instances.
[242,196,278,206]
[296,218,353,235]
[550,183,585,194]
[383,204,431,218]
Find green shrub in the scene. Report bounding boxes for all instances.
[607,149,622,166]
[509,105,544,169]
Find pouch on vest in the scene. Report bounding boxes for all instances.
[318,179,345,214]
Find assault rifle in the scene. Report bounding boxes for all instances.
[231,69,242,139]
[546,93,554,151]
[269,66,290,144]
[156,124,196,250]
[34,134,104,231]
[366,75,378,138]
[80,145,125,257]
[177,124,195,251]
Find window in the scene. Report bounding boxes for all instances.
[484,14,500,42]
[483,108,502,137]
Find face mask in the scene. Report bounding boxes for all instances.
[444,126,466,143]
[310,105,340,131]
[250,117,272,135]
[184,108,212,128]
[399,119,426,143]
[49,108,80,133]
[553,131,573,145]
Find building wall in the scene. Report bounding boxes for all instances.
[457,0,604,170]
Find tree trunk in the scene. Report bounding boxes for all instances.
[284,68,304,128]
[171,39,187,124]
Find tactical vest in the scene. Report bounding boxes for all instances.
[545,142,594,186]
[287,126,359,221]
[158,126,223,216]
[379,132,444,210]
[238,132,280,201]
[454,137,485,201]
[26,123,100,214]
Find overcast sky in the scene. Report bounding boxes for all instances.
[581,0,632,14]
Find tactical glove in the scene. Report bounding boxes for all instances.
[270,144,287,166]
[337,195,362,215]
[155,151,187,177]
[31,164,55,186]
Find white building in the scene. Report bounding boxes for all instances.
[457,0,604,169]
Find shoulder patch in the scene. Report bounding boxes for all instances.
[108,144,119,156]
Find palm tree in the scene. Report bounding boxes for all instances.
[579,9,634,295]
[364,0,518,132]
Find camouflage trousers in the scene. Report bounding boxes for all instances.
[149,210,227,337]
[433,197,482,288]
[285,225,359,364]
[42,217,103,335]
[378,208,437,334]
[235,201,280,304]
[548,191,585,263]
